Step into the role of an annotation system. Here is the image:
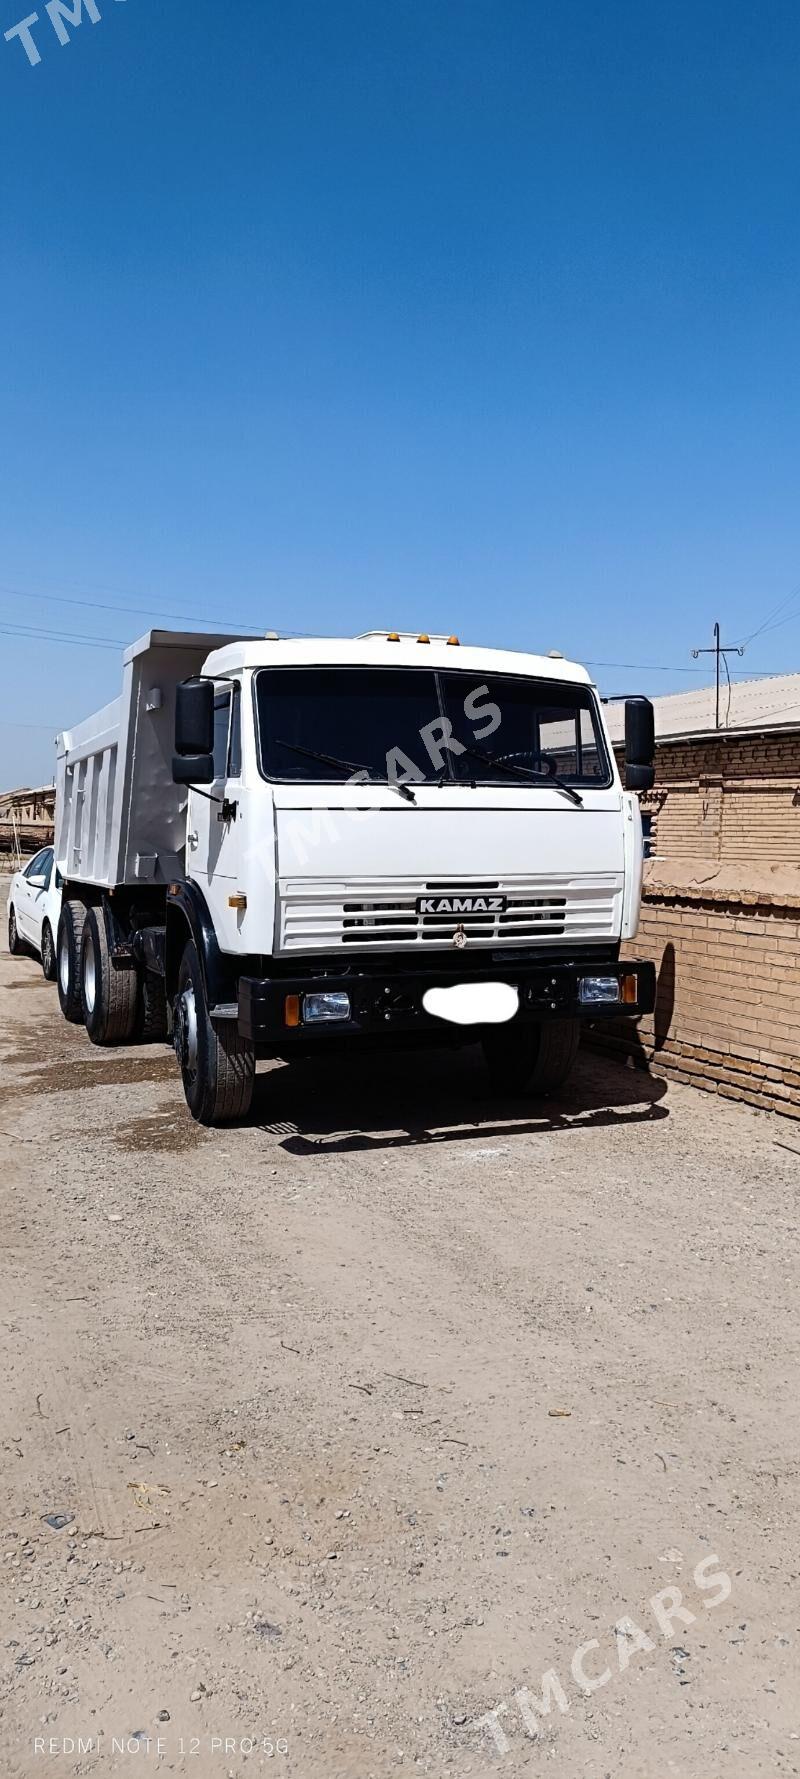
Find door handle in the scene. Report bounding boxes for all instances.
[187,830,199,849]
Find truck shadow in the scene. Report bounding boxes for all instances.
[252,1045,668,1155]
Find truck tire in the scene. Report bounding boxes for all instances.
[57,900,87,1023]
[8,904,22,956]
[137,968,168,1043]
[80,906,138,1046]
[483,1017,580,1096]
[41,920,57,982]
[174,938,255,1124]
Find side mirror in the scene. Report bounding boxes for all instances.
[175,677,214,757]
[28,874,47,889]
[172,752,214,787]
[624,697,655,792]
[624,762,655,792]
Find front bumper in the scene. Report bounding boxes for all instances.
[238,958,656,1046]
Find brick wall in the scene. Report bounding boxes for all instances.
[594,728,800,1116]
[635,730,800,864]
[592,881,800,1120]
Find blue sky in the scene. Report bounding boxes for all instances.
[3,0,800,788]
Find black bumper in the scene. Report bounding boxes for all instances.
[238,958,656,1046]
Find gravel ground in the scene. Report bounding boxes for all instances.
[1,903,799,1779]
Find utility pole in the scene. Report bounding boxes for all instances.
[691,622,743,729]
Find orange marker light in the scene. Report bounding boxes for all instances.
[228,893,247,911]
[447,635,460,645]
[621,972,638,1005]
[417,633,430,643]
[284,994,301,1027]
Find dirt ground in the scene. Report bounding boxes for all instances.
[1,900,799,1779]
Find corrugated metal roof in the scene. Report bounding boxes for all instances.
[603,673,800,744]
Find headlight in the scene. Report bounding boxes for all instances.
[578,975,621,1005]
[303,991,352,1024]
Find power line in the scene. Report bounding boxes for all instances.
[745,605,800,644]
[733,584,800,650]
[0,618,796,684]
[0,621,122,650]
[586,659,709,673]
[585,658,787,677]
[721,645,733,728]
[0,580,314,637]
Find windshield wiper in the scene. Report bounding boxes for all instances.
[274,739,417,802]
[455,743,584,807]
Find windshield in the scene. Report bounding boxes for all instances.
[254,666,612,788]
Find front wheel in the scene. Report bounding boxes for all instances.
[41,920,57,981]
[482,1017,580,1096]
[174,939,255,1125]
[8,904,22,956]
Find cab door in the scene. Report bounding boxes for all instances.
[187,681,244,948]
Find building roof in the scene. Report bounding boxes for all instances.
[0,784,55,809]
[604,672,800,744]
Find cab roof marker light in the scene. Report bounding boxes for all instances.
[357,630,458,644]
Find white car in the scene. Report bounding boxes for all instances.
[7,845,62,980]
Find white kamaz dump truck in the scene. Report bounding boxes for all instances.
[54,628,656,1124]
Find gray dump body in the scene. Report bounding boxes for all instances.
[55,629,239,889]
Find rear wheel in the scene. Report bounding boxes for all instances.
[40,920,57,981]
[174,938,254,1125]
[8,904,22,956]
[483,1017,580,1096]
[57,900,87,1022]
[80,906,138,1046]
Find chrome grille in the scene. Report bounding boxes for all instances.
[279,876,622,953]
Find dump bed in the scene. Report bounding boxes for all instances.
[55,629,239,889]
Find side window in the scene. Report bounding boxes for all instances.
[228,683,242,778]
[24,848,48,881]
[578,708,603,779]
[537,707,605,782]
[213,690,231,780]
